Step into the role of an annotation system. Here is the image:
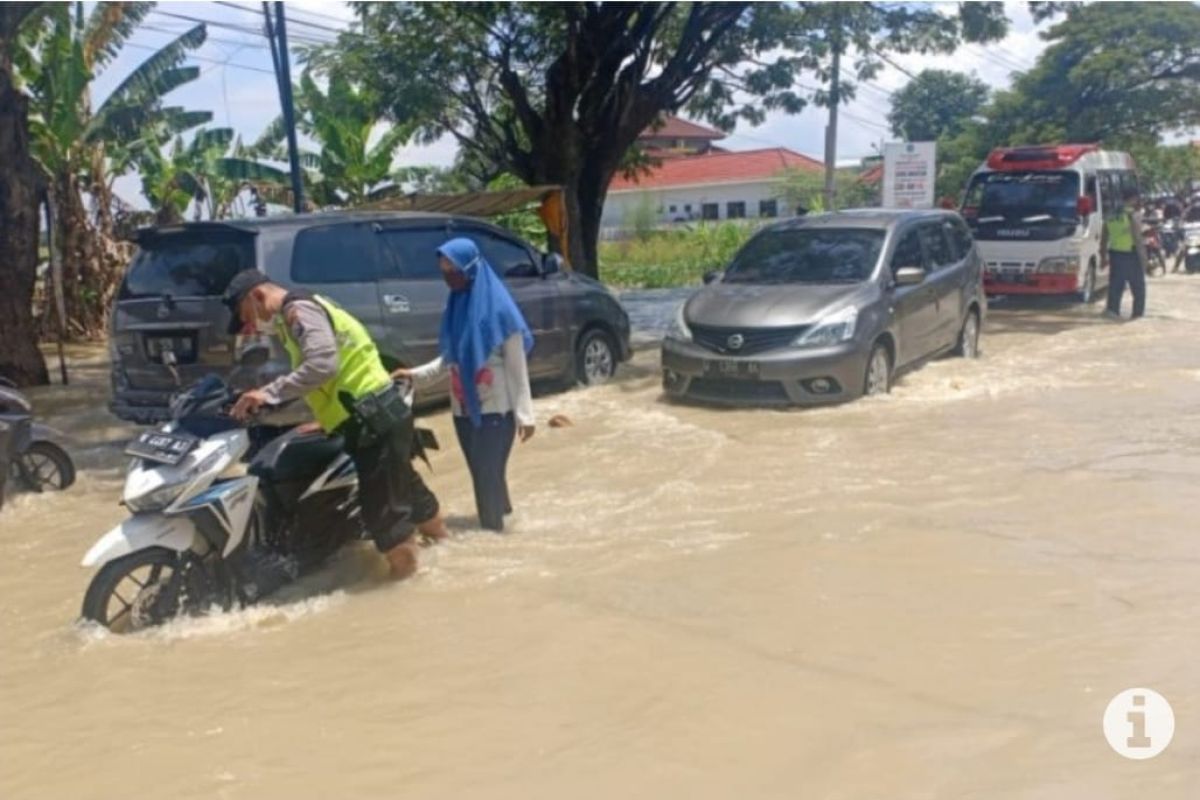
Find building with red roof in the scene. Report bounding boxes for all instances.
[602,143,824,231]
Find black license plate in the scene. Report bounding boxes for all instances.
[702,360,761,380]
[125,430,200,465]
[991,271,1026,284]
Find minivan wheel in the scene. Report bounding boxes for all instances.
[954,311,981,359]
[863,344,892,397]
[1077,262,1097,304]
[575,329,617,386]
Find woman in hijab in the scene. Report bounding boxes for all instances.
[393,238,535,532]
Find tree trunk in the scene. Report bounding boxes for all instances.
[0,5,50,385]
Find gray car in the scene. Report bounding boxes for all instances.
[661,209,986,406]
[109,211,631,423]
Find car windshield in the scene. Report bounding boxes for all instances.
[964,170,1081,224]
[723,228,885,284]
[120,233,255,300]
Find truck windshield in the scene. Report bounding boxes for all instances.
[963,171,1081,225]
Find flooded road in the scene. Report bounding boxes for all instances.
[4,278,1200,799]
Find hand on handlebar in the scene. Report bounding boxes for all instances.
[231,388,270,422]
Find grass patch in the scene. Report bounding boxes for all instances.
[598,222,757,288]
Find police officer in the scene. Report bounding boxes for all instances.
[1104,187,1148,320]
[224,271,447,579]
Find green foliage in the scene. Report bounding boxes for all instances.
[598,223,756,289]
[487,173,547,251]
[779,167,877,213]
[254,68,412,207]
[627,193,661,242]
[1128,142,1200,198]
[887,69,989,142]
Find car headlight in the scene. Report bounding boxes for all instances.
[795,306,858,347]
[666,304,693,342]
[1036,256,1080,274]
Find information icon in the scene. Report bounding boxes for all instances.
[1103,688,1174,760]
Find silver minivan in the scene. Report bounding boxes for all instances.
[110,211,631,423]
[662,209,986,406]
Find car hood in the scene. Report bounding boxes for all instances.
[685,281,876,328]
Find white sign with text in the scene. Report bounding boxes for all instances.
[883,141,937,209]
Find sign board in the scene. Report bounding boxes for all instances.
[882,141,937,209]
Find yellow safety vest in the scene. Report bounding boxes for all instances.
[276,294,391,432]
[1105,211,1135,253]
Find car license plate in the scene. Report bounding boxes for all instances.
[703,360,760,380]
[125,430,200,465]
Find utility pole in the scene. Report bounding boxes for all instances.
[823,27,842,213]
[264,2,305,213]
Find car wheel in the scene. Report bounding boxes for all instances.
[1077,262,1097,303]
[575,328,617,386]
[954,310,981,359]
[863,343,891,397]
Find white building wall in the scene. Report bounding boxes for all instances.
[601,179,795,230]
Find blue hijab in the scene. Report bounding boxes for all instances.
[437,237,534,426]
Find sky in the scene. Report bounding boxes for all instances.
[90,1,1057,209]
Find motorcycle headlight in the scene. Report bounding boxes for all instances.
[1036,256,1080,274]
[126,478,189,513]
[795,307,858,347]
[666,304,693,342]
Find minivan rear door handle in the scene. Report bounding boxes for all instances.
[382,294,411,313]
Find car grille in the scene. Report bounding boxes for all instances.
[690,324,809,355]
[686,378,790,404]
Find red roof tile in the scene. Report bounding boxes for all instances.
[639,116,726,141]
[610,147,823,191]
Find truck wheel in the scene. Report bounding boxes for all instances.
[1077,262,1098,304]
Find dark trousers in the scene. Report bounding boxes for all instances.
[453,412,515,532]
[346,415,440,553]
[1107,250,1146,318]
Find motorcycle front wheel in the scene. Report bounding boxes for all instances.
[14,441,75,492]
[81,547,221,633]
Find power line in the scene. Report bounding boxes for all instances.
[148,8,338,47]
[211,2,347,36]
[122,40,277,75]
[217,0,353,29]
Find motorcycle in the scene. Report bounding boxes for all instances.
[79,347,416,632]
[0,378,76,504]
[1142,222,1168,276]
[1183,224,1200,274]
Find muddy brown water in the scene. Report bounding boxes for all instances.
[3,279,1200,799]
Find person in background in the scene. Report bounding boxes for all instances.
[1104,186,1149,320]
[225,272,448,581]
[393,238,535,533]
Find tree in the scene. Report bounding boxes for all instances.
[779,166,876,214]
[313,2,1009,278]
[18,1,207,337]
[0,2,49,385]
[985,2,1200,147]
[1129,142,1200,199]
[887,69,989,141]
[253,69,411,207]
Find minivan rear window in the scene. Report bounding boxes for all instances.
[120,234,254,299]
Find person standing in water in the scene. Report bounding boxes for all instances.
[1104,186,1149,320]
[393,238,535,532]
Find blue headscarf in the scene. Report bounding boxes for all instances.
[436,237,534,426]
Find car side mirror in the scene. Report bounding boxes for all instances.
[541,253,564,277]
[703,270,722,284]
[893,266,925,287]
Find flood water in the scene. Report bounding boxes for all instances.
[4,278,1200,799]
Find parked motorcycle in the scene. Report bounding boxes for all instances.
[0,378,76,506]
[1183,223,1200,274]
[79,347,389,632]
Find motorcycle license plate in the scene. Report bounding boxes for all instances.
[125,430,200,465]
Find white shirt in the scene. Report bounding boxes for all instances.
[411,333,535,426]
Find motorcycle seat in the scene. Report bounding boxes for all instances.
[249,428,345,485]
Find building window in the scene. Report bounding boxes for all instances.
[759,199,778,218]
[668,205,677,213]
[701,203,719,220]
[727,201,746,219]
[684,204,692,214]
